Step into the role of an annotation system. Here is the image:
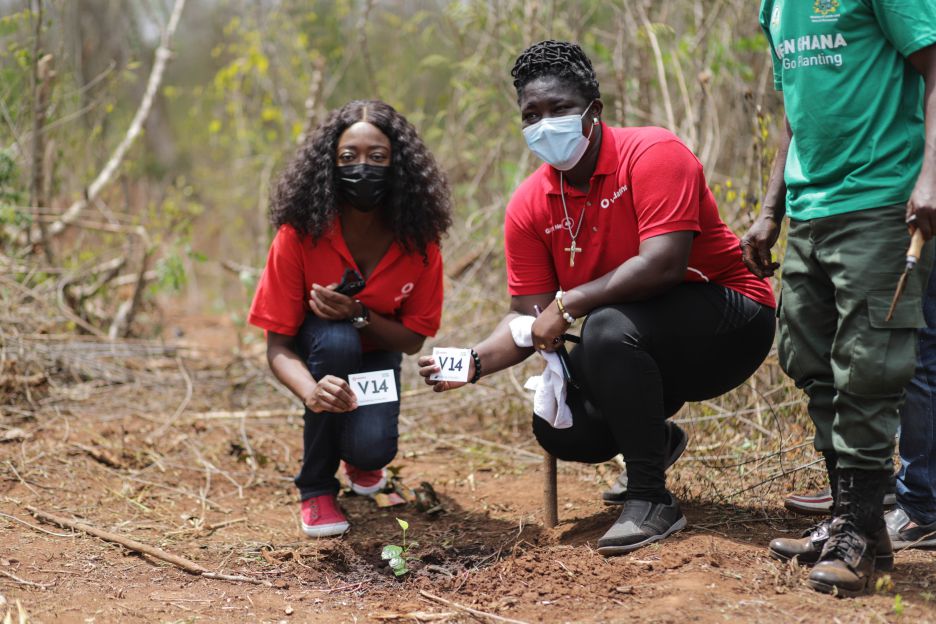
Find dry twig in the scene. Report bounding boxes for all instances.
[24,505,272,587]
[418,591,530,624]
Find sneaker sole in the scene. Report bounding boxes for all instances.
[301,520,350,538]
[892,536,936,550]
[350,474,387,496]
[784,493,896,516]
[783,497,833,516]
[603,426,689,506]
[596,515,687,556]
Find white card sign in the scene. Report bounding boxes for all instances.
[348,370,398,406]
[428,347,471,382]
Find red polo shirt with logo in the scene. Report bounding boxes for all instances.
[504,124,775,308]
[248,222,443,350]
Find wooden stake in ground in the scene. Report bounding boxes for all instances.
[544,452,558,528]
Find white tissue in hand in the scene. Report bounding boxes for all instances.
[508,315,573,429]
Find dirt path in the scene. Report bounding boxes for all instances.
[2,326,935,622]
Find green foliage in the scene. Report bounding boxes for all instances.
[381,517,412,577]
[893,593,904,617]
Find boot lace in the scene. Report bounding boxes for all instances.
[801,519,829,539]
[824,520,865,562]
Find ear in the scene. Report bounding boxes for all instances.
[591,99,604,123]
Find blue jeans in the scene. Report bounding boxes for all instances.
[293,314,401,500]
[898,264,936,524]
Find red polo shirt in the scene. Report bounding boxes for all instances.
[505,124,775,308]
[248,222,443,349]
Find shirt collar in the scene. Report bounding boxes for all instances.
[322,217,404,281]
[540,122,616,196]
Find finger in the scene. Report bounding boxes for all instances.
[754,246,776,277]
[314,284,352,305]
[419,365,442,379]
[335,379,357,409]
[312,296,345,319]
[326,378,357,409]
[918,216,934,241]
[312,389,344,413]
[740,243,763,278]
[308,296,330,319]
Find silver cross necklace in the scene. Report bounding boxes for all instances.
[559,172,587,267]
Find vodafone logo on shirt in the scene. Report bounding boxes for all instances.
[394,282,415,302]
[600,184,629,209]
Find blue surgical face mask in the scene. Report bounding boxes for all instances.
[522,102,597,171]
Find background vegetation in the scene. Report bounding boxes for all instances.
[2,0,809,505]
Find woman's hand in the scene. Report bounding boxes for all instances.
[304,375,358,413]
[532,301,569,353]
[417,354,475,392]
[308,283,362,321]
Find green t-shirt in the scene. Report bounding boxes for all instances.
[759,0,936,221]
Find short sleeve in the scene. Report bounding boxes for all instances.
[759,0,783,91]
[870,0,936,57]
[504,196,559,296]
[248,225,307,336]
[630,141,703,242]
[398,244,444,337]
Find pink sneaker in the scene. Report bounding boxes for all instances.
[345,463,387,495]
[300,494,349,537]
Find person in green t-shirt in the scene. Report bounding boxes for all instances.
[742,0,936,597]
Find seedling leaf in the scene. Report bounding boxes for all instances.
[397,518,409,531]
[381,545,403,560]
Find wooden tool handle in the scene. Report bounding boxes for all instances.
[909,228,926,262]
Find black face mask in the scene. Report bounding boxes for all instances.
[335,163,391,212]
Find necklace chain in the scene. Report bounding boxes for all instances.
[559,172,587,267]
[558,172,587,241]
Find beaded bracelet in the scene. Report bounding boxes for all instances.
[555,290,576,325]
[469,348,482,384]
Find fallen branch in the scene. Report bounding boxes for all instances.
[418,591,530,624]
[0,568,53,589]
[37,0,186,241]
[24,505,271,586]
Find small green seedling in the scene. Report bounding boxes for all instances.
[893,594,904,617]
[381,518,411,577]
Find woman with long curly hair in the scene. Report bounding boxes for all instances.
[249,99,452,537]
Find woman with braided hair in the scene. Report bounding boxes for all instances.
[419,41,775,553]
[250,100,451,537]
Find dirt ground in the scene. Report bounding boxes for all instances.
[2,319,936,623]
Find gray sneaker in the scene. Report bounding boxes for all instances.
[885,507,936,549]
[596,494,687,555]
[603,421,688,505]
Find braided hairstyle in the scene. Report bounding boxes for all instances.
[270,99,452,258]
[510,40,601,103]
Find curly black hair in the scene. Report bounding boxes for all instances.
[510,40,601,103]
[270,99,452,257]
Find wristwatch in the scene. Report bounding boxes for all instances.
[350,300,370,329]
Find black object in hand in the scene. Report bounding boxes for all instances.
[335,268,365,296]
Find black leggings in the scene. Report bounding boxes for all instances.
[533,282,775,500]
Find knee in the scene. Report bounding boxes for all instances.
[582,306,642,351]
[295,314,362,377]
[342,411,398,470]
[343,434,397,470]
[532,417,617,464]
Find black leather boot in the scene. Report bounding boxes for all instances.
[807,469,894,597]
[769,451,839,564]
